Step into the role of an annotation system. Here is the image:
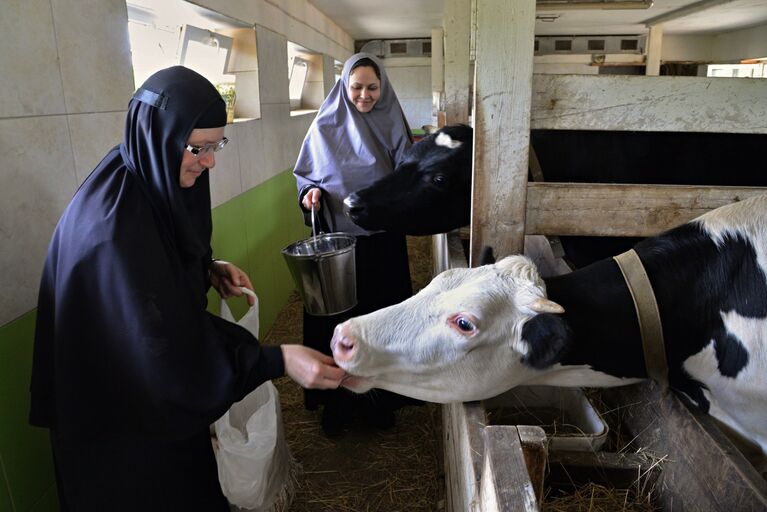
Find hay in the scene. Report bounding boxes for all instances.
[543,482,660,512]
[261,236,443,511]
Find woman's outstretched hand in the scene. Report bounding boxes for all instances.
[281,344,346,389]
[209,260,256,306]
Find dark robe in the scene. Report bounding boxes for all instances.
[29,66,283,511]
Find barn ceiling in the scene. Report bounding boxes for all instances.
[308,0,767,40]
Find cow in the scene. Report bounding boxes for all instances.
[331,195,767,457]
[344,125,767,266]
[344,124,473,236]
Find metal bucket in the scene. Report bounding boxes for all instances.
[281,233,357,316]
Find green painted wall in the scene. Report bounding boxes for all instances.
[0,169,307,511]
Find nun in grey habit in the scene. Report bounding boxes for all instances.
[293,53,422,436]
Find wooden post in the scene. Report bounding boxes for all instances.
[646,24,663,76]
[432,28,445,96]
[480,427,539,511]
[444,0,471,125]
[470,0,536,266]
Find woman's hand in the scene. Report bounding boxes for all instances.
[209,260,256,306]
[301,187,322,210]
[281,344,346,389]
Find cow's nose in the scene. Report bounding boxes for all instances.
[331,322,357,363]
[343,193,364,217]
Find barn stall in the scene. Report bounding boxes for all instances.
[441,1,767,510]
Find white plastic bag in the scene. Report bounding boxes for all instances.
[214,288,296,512]
[219,287,260,339]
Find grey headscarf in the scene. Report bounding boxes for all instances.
[293,53,412,235]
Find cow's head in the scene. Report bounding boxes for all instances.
[331,256,572,403]
[344,124,473,235]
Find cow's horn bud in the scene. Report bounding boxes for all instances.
[530,298,564,314]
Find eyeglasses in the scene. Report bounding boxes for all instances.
[185,137,229,157]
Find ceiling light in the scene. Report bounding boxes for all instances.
[537,0,653,10]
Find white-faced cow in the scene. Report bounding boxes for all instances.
[345,125,767,266]
[332,195,767,456]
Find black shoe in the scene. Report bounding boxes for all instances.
[364,407,396,431]
[321,405,346,438]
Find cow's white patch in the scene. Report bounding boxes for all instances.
[435,132,463,149]
[698,194,767,273]
[683,310,767,454]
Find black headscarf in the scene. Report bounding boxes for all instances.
[30,66,283,441]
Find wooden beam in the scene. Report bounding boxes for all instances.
[480,426,539,511]
[432,27,444,94]
[530,74,767,134]
[471,0,536,265]
[525,183,767,237]
[444,401,489,512]
[444,0,471,125]
[646,24,663,76]
[600,382,767,510]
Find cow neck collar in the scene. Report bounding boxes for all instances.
[613,249,670,393]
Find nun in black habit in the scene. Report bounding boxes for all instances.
[30,66,345,511]
[293,53,422,437]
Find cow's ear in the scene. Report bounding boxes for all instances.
[520,313,573,369]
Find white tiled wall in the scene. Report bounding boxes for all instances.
[0,116,79,323]
[1,0,353,326]
[0,0,65,118]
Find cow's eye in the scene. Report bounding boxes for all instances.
[448,313,478,336]
[433,174,447,186]
[457,317,475,331]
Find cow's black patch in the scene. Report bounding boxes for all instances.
[520,313,574,369]
[545,220,764,411]
[713,329,750,378]
[637,223,764,406]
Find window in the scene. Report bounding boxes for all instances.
[555,40,572,51]
[707,63,767,78]
[390,42,408,54]
[287,42,323,114]
[125,0,253,120]
[334,61,343,83]
[587,39,605,51]
[178,25,234,86]
[621,39,638,51]
[289,57,309,109]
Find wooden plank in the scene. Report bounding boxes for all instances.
[444,0,471,125]
[471,0,536,265]
[645,24,662,76]
[530,74,767,134]
[547,450,661,490]
[444,402,489,512]
[525,183,767,237]
[518,426,547,505]
[480,426,538,511]
[600,382,767,511]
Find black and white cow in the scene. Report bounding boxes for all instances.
[331,195,767,456]
[345,125,767,266]
[344,124,473,236]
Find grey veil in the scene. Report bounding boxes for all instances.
[293,53,412,235]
